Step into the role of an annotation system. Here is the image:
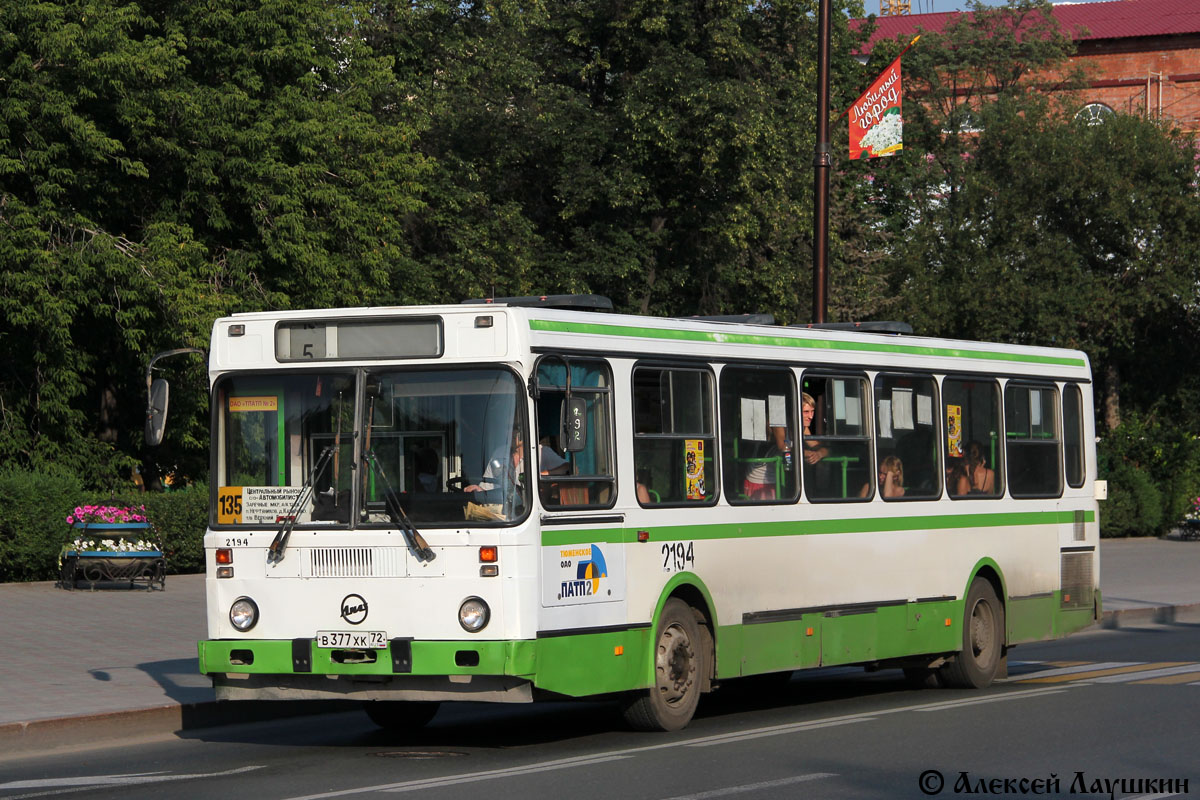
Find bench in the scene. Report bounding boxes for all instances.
[59,522,166,591]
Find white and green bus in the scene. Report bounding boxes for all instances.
[173,296,1101,732]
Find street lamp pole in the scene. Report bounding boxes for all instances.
[813,0,832,324]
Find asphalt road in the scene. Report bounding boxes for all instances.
[3,619,1198,800]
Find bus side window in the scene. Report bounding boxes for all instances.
[1005,383,1062,498]
[1063,383,1085,489]
[719,366,798,504]
[944,377,1003,499]
[801,373,872,502]
[534,358,616,509]
[633,365,717,506]
[873,373,940,500]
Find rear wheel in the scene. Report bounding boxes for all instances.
[363,701,440,730]
[622,598,705,731]
[940,577,1004,689]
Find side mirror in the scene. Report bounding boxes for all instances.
[562,396,587,452]
[146,378,169,446]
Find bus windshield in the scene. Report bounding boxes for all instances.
[213,367,527,527]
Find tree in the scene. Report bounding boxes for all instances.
[0,0,430,487]
[859,0,1200,431]
[385,0,870,322]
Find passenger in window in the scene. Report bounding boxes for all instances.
[861,455,905,498]
[801,392,828,464]
[957,440,995,495]
[946,455,969,497]
[744,425,790,500]
[636,469,655,504]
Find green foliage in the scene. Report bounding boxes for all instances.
[1098,413,1200,537]
[1,0,430,489]
[126,485,209,574]
[1099,462,1162,538]
[0,466,85,582]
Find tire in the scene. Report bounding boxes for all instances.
[940,577,1005,689]
[622,598,706,732]
[362,701,440,730]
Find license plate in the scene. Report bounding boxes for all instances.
[315,630,388,649]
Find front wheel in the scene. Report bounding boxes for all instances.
[940,577,1005,689]
[622,598,706,732]
[363,701,440,730]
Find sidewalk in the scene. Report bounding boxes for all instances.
[3,536,1199,756]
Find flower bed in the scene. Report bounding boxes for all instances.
[59,506,166,590]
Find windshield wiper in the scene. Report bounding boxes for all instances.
[267,445,334,564]
[363,449,435,562]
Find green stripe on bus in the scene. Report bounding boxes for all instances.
[528,319,1087,367]
[540,509,1096,546]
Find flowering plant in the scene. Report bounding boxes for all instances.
[60,505,159,565]
[66,505,148,525]
[65,537,159,554]
[1186,496,1200,524]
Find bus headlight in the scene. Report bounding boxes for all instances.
[458,597,490,633]
[229,597,259,632]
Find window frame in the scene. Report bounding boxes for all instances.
[942,374,1006,501]
[532,355,618,511]
[718,364,800,506]
[800,370,874,504]
[871,371,942,502]
[632,362,719,508]
[1003,380,1064,500]
[1062,382,1086,490]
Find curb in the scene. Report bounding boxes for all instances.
[1100,601,1200,628]
[6,602,1200,759]
[0,699,360,760]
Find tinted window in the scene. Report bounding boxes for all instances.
[1005,383,1062,498]
[1063,384,1085,489]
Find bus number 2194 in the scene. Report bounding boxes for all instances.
[662,541,695,573]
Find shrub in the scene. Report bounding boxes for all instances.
[0,467,86,582]
[0,471,209,582]
[1100,462,1162,538]
[1098,412,1200,537]
[139,485,208,574]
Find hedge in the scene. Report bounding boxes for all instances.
[0,467,208,582]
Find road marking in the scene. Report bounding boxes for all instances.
[1131,670,1200,685]
[0,766,264,799]
[658,772,837,799]
[1087,663,1200,683]
[1017,662,1187,684]
[1004,661,1139,681]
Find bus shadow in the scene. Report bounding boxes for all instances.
[178,668,918,751]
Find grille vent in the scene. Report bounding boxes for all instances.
[304,547,407,578]
[1060,551,1094,610]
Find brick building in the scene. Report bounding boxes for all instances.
[860,0,1200,132]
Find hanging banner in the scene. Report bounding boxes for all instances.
[848,37,918,160]
[850,55,903,159]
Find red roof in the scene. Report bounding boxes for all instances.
[858,0,1200,50]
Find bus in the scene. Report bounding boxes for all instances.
[159,295,1102,732]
